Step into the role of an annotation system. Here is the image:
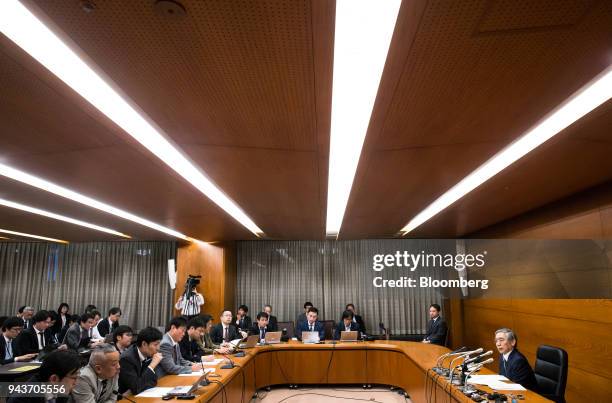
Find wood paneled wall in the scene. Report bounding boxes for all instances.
[461,182,612,402]
[174,241,236,321]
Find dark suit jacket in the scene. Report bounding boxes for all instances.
[14,327,52,355]
[44,328,59,345]
[333,321,361,340]
[354,314,366,335]
[234,315,252,331]
[267,315,278,332]
[499,349,538,391]
[96,318,119,338]
[248,324,269,340]
[424,316,447,345]
[210,323,240,344]
[118,344,158,394]
[62,323,90,351]
[296,321,325,340]
[1,336,16,364]
[179,333,204,362]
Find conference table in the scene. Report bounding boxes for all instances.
[132,340,551,403]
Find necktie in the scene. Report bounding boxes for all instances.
[38,332,45,349]
[174,344,181,364]
[309,324,313,332]
[99,379,108,402]
[223,327,229,342]
[142,358,152,372]
[260,328,264,340]
[5,340,12,359]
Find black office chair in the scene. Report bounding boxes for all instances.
[322,320,335,340]
[534,345,568,403]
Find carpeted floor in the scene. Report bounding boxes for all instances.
[250,386,412,403]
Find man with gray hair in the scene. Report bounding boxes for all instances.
[72,344,120,403]
[494,328,537,391]
[17,306,34,329]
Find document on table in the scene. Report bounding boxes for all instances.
[202,358,224,366]
[135,387,176,397]
[467,374,509,385]
[178,368,215,376]
[489,381,526,391]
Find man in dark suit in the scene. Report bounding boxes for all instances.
[111,325,133,354]
[1,317,38,364]
[345,304,367,335]
[263,305,278,332]
[179,317,206,362]
[296,302,313,330]
[495,328,538,391]
[422,303,448,346]
[334,310,361,340]
[14,310,53,355]
[17,306,34,330]
[118,327,163,395]
[248,312,270,342]
[96,307,121,338]
[63,312,99,351]
[296,307,325,341]
[234,305,252,332]
[210,310,241,344]
[7,349,81,403]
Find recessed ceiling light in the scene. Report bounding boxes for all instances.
[0,0,263,237]
[0,228,68,244]
[326,0,401,237]
[401,65,612,234]
[0,163,198,241]
[0,198,130,238]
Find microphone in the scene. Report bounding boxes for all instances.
[220,354,235,369]
[448,348,483,382]
[432,346,467,375]
[464,350,493,365]
[461,358,494,395]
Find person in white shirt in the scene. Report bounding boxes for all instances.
[174,287,204,318]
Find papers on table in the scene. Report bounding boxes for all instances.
[202,358,224,366]
[136,387,176,397]
[229,338,243,347]
[467,375,525,391]
[9,365,40,372]
[177,368,215,376]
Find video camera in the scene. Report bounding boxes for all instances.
[183,274,201,297]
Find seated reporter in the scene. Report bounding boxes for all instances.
[157,317,201,377]
[111,325,133,353]
[248,312,269,343]
[495,328,537,391]
[1,317,38,364]
[263,305,278,332]
[63,313,101,351]
[7,349,81,403]
[333,310,360,340]
[296,307,324,340]
[95,307,121,338]
[118,327,163,395]
[14,310,53,355]
[345,304,366,334]
[210,311,241,345]
[197,315,231,355]
[179,317,206,362]
[72,344,120,403]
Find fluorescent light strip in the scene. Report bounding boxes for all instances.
[401,66,612,234]
[0,198,130,238]
[0,1,263,237]
[326,0,401,236]
[0,163,196,241]
[0,228,68,244]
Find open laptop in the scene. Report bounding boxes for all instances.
[263,331,282,344]
[238,334,259,349]
[166,373,208,396]
[340,330,358,342]
[301,331,320,344]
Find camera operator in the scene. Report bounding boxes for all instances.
[175,276,204,319]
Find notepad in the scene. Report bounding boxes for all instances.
[135,387,175,397]
[9,365,40,372]
[489,381,526,391]
[178,368,215,376]
[467,374,509,385]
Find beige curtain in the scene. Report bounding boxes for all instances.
[0,241,176,330]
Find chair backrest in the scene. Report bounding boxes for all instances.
[322,320,335,340]
[277,321,295,339]
[534,345,568,403]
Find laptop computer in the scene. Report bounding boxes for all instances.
[238,334,259,349]
[264,331,282,344]
[301,331,320,344]
[166,373,209,396]
[340,330,358,342]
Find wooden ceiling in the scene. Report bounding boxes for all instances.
[0,0,610,242]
